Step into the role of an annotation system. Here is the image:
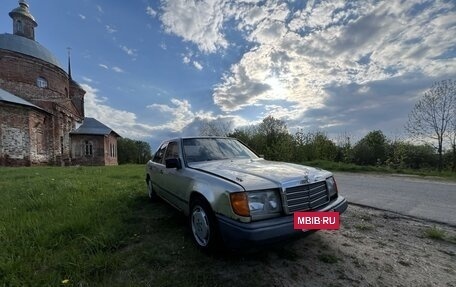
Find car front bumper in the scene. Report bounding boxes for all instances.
[216,196,348,249]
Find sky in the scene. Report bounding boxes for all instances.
[1,0,455,150]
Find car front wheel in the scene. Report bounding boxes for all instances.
[189,197,220,252]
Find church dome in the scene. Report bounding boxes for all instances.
[0,33,63,69]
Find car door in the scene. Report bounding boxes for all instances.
[149,141,167,196]
[160,141,190,211]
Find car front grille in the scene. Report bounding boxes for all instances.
[285,181,330,213]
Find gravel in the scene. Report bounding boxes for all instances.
[219,204,456,287]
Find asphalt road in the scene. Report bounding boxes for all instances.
[334,172,456,226]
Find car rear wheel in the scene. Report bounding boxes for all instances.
[147,178,158,201]
[190,197,220,252]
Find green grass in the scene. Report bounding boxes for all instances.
[354,223,375,231]
[424,226,446,240]
[0,165,145,286]
[0,165,297,286]
[302,160,456,180]
[0,165,240,286]
[1,164,450,286]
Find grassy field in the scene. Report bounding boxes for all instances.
[303,160,456,180]
[1,164,454,286]
[0,165,243,286]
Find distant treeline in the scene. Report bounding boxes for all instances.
[118,115,455,171]
[117,138,152,164]
[228,116,456,172]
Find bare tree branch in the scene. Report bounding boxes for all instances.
[199,119,233,137]
[405,79,456,171]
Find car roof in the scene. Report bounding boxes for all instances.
[159,136,237,146]
[166,136,235,142]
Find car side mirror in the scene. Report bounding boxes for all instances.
[165,158,182,169]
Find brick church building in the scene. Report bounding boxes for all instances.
[0,1,119,166]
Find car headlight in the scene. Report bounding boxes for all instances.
[247,190,281,216]
[230,190,282,219]
[326,176,338,198]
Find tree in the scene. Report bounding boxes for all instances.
[352,130,388,166]
[229,116,294,161]
[405,80,456,171]
[334,132,352,163]
[229,125,265,154]
[293,130,338,162]
[117,138,152,164]
[199,119,233,137]
[387,142,436,169]
[258,116,288,146]
[312,132,338,161]
[257,116,293,160]
[450,110,456,171]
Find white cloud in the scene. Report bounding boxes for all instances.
[78,14,86,20]
[193,61,203,70]
[99,64,124,73]
[120,45,138,57]
[80,85,240,146]
[81,83,154,139]
[147,98,213,132]
[105,25,117,34]
[96,5,104,14]
[160,0,229,53]
[112,66,124,73]
[208,0,456,118]
[152,0,456,139]
[182,51,203,70]
[82,76,93,83]
[146,6,157,17]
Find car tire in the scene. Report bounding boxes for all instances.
[189,197,221,252]
[147,178,158,201]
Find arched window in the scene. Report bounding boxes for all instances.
[36,77,48,88]
[109,143,117,157]
[15,20,23,33]
[84,140,93,156]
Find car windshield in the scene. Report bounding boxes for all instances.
[183,138,258,163]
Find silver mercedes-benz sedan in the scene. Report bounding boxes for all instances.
[145,137,348,251]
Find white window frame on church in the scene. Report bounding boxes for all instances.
[36,77,48,88]
[84,140,93,156]
[110,143,117,158]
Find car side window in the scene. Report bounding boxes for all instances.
[152,142,168,164]
[164,141,179,160]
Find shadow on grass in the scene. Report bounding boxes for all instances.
[112,195,340,287]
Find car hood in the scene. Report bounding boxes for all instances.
[187,158,332,191]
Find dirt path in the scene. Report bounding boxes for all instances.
[216,204,456,287]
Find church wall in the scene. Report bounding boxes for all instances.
[28,110,54,165]
[70,81,85,118]
[0,103,31,165]
[104,133,119,166]
[0,50,72,114]
[0,50,84,166]
[0,102,56,166]
[70,134,107,166]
